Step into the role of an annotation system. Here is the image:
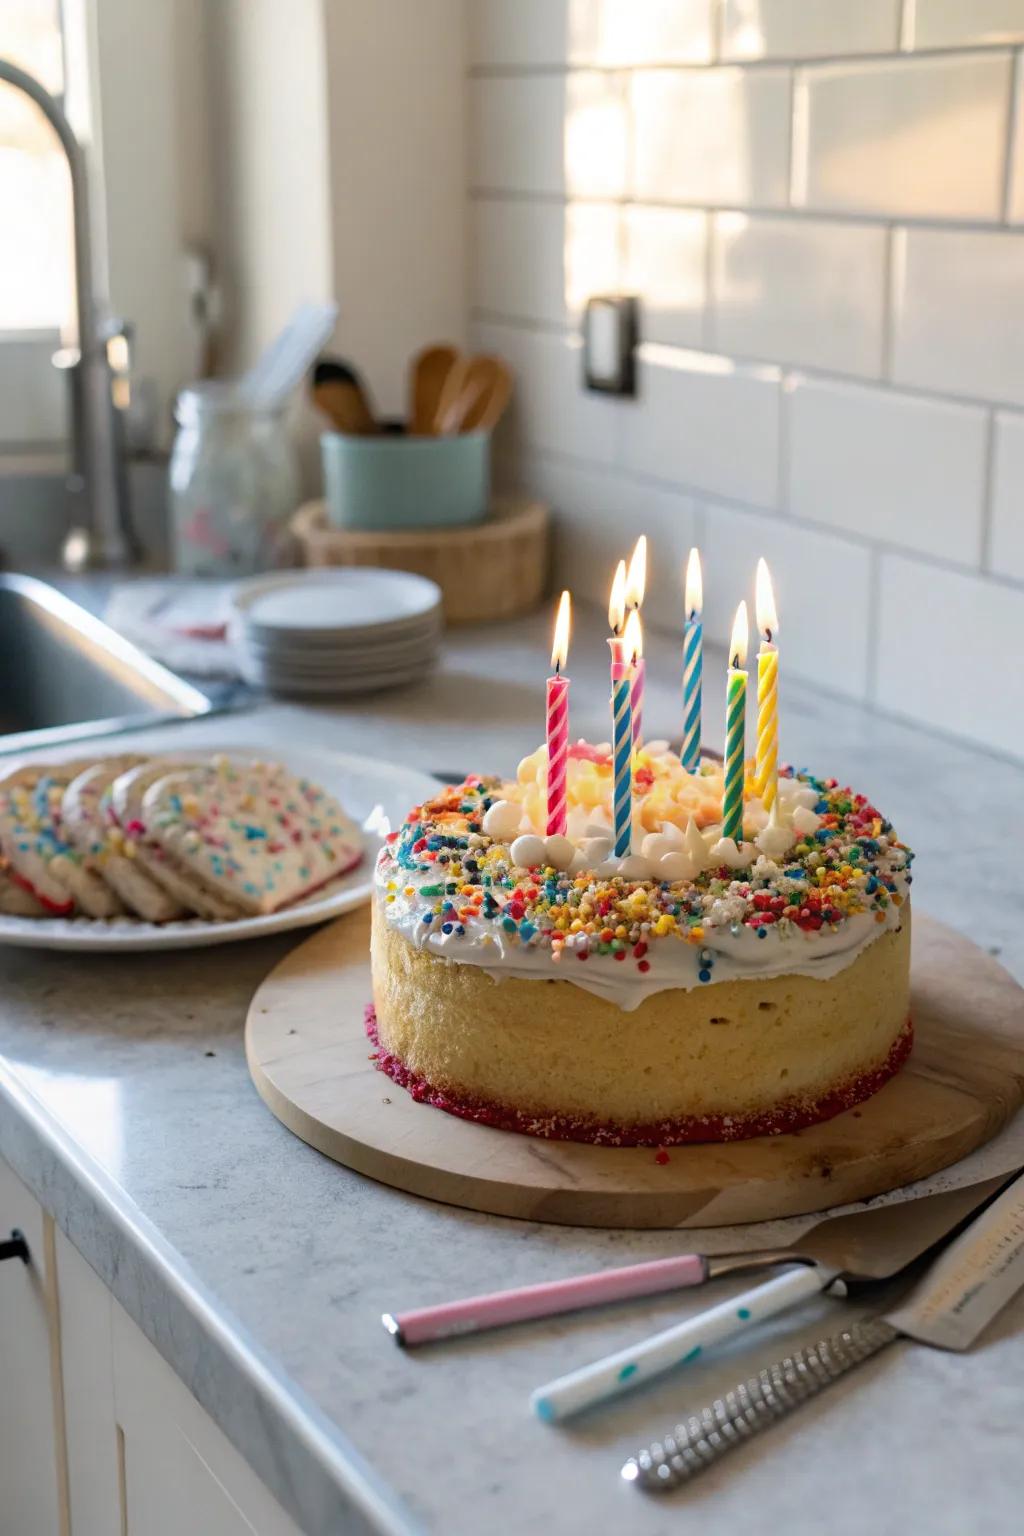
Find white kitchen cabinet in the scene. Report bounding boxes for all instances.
[0,1158,65,1536]
[2,1157,303,1536]
[54,1228,121,1534]
[111,1297,302,1536]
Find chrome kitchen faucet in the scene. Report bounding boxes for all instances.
[0,57,135,568]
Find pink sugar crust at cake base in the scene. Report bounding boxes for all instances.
[364,1005,913,1147]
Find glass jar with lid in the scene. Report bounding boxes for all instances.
[169,383,299,577]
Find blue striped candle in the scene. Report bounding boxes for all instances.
[681,548,703,772]
[611,663,633,857]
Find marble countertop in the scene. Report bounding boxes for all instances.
[1,605,1023,1536]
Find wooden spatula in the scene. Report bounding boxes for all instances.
[312,359,379,435]
[436,355,513,435]
[410,344,461,435]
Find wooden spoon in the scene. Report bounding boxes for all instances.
[312,359,379,435]
[436,355,513,435]
[410,344,461,435]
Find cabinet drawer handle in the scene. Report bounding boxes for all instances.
[0,1229,29,1264]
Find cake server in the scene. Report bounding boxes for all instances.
[529,1172,1011,1422]
[385,1174,1006,1349]
[623,1167,1024,1491]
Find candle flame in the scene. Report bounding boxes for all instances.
[608,559,627,634]
[551,589,572,671]
[755,557,778,643]
[730,600,749,669]
[684,547,703,619]
[623,607,643,663]
[625,535,647,609]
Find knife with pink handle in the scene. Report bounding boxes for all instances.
[382,1174,1006,1350]
[383,1250,765,1346]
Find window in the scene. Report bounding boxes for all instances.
[0,0,72,334]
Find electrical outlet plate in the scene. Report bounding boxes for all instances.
[582,295,638,397]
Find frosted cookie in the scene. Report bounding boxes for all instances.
[0,761,124,918]
[0,864,48,917]
[63,757,186,923]
[109,759,244,921]
[142,756,363,916]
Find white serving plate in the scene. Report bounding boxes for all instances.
[231,568,443,637]
[0,745,437,952]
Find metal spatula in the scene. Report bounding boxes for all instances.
[623,1168,1024,1490]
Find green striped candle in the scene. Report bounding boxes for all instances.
[723,601,748,845]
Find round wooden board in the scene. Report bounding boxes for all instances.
[245,909,1024,1229]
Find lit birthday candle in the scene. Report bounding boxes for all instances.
[626,536,647,750]
[723,601,748,845]
[546,591,572,836]
[754,557,779,812]
[681,547,703,772]
[611,609,638,857]
[608,558,627,679]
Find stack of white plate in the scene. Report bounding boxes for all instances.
[229,568,443,697]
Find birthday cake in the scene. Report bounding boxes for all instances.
[369,743,913,1146]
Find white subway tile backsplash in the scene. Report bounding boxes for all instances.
[891,227,1024,406]
[786,376,988,563]
[470,74,629,197]
[469,0,713,68]
[621,344,781,507]
[623,206,706,349]
[1006,64,1024,222]
[701,499,873,698]
[876,555,1024,759]
[710,213,886,377]
[721,0,899,61]
[472,200,621,325]
[466,4,1024,756]
[589,0,714,65]
[469,0,573,67]
[907,0,1024,50]
[631,68,792,208]
[793,53,1012,218]
[474,320,624,467]
[518,453,700,632]
[990,411,1024,582]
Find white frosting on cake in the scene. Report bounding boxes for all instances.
[376,747,912,1012]
[374,860,909,1012]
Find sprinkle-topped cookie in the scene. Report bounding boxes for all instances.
[0,760,124,917]
[142,756,363,915]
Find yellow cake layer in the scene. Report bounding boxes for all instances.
[370,902,912,1127]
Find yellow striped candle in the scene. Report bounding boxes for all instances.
[754,558,778,812]
[723,601,748,844]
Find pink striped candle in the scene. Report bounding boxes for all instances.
[546,591,572,836]
[630,656,645,751]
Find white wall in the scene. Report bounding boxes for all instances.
[204,0,335,375]
[322,0,468,417]
[468,0,1024,762]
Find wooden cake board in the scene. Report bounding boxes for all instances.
[245,909,1024,1229]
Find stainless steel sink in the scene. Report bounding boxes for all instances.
[0,573,212,754]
